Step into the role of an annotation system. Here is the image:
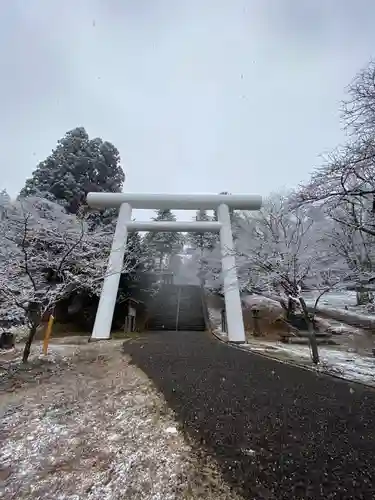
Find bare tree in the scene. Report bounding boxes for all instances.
[296,152,375,303]
[236,196,317,305]
[296,139,375,216]
[295,60,375,234]
[342,59,375,138]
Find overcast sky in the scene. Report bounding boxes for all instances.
[1,1,375,219]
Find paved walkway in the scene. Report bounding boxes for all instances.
[122,331,375,499]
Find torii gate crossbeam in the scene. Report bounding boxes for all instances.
[86,192,262,343]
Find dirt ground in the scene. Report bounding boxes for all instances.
[0,340,242,500]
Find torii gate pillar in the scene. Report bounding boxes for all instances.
[92,203,132,340]
[86,192,262,343]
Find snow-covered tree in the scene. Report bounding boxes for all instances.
[20,127,125,215]
[327,198,375,304]
[295,143,375,303]
[342,59,375,138]
[296,138,375,231]
[295,61,375,238]
[235,195,342,311]
[144,209,184,269]
[0,197,143,362]
[234,195,348,363]
[292,59,375,305]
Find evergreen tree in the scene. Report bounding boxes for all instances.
[187,209,219,285]
[20,127,125,215]
[117,231,151,301]
[187,209,217,254]
[125,231,145,274]
[145,209,184,269]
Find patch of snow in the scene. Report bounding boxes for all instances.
[303,290,357,308]
[240,448,256,456]
[319,305,375,325]
[324,320,363,336]
[245,345,277,352]
[271,343,313,360]
[0,342,79,367]
[246,340,375,386]
[9,324,30,339]
[165,426,178,434]
[318,349,375,385]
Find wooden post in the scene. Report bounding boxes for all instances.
[252,308,261,337]
[43,314,55,355]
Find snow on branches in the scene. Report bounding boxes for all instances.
[0,196,145,355]
[296,139,375,208]
[235,195,342,299]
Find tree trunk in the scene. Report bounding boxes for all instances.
[252,309,261,337]
[22,324,38,363]
[356,288,373,306]
[286,296,298,321]
[299,297,319,364]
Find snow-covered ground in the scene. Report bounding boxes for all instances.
[0,341,241,500]
[244,340,375,387]
[302,290,357,308]
[210,300,375,387]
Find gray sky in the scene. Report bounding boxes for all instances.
[1,1,375,220]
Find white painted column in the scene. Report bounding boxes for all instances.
[217,203,246,343]
[91,203,132,340]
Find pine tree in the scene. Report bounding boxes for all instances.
[20,127,125,215]
[145,209,184,269]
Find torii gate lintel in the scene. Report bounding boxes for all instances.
[86,192,262,343]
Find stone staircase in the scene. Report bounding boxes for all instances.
[146,284,206,331]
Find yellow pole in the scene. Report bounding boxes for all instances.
[43,314,55,355]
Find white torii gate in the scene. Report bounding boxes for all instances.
[86,192,262,343]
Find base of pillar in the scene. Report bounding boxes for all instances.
[88,337,112,342]
[228,340,247,345]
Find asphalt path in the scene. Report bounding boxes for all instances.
[123,331,375,499]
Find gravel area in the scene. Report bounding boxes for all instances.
[122,331,375,500]
[0,341,242,500]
